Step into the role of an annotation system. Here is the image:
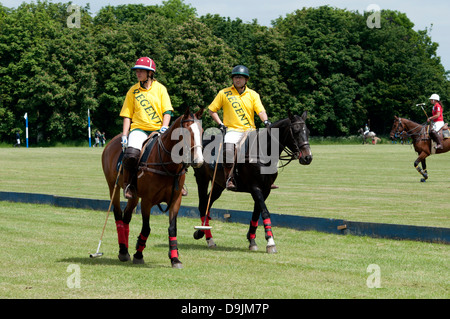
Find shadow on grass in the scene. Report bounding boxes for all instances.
[57,256,169,268]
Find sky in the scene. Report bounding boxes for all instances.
[2,0,449,71]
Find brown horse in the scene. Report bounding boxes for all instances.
[390,116,450,182]
[101,107,204,268]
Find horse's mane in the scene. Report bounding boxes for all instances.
[270,118,290,128]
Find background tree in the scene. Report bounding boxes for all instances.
[0,1,448,144]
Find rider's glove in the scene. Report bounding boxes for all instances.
[264,120,272,128]
[121,135,128,151]
[218,123,227,134]
[159,126,169,134]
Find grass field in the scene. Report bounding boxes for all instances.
[0,144,449,299]
[1,144,449,227]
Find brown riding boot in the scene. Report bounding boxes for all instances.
[122,147,140,199]
[430,130,443,150]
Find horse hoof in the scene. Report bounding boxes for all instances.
[171,257,183,269]
[206,238,216,248]
[266,245,277,254]
[249,244,258,251]
[420,178,426,183]
[193,230,205,240]
[133,256,145,264]
[118,253,131,262]
[172,262,183,269]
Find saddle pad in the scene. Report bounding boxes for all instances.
[139,132,160,165]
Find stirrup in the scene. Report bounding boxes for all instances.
[226,177,237,191]
[181,184,188,196]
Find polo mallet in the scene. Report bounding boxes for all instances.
[194,139,223,230]
[416,103,430,134]
[417,103,428,119]
[90,160,123,258]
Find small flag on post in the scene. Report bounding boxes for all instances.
[88,109,91,147]
[24,113,28,148]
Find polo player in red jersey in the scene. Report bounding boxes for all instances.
[427,93,444,150]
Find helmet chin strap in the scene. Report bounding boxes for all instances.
[140,71,154,89]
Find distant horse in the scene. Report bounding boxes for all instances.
[390,116,450,182]
[358,128,377,144]
[102,107,204,268]
[193,111,312,253]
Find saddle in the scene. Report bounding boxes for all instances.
[138,132,160,165]
[442,124,450,139]
[428,123,450,139]
[115,132,159,173]
[429,124,448,155]
[206,131,255,172]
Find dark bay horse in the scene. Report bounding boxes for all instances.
[193,111,312,253]
[390,116,450,182]
[102,107,204,268]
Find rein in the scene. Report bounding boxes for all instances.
[138,115,201,212]
[395,118,428,142]
[139,116,198,177]
[274,120,309,168]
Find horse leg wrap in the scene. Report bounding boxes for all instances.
[136,233,148,252]
[115,221,129,248]
[263,218,273,240]
[415,165,427,178]
[248,220,258,240]
[201,216,212,239]
[169,236,178,259]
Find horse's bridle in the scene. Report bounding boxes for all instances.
[138,114,202,212]
[180,117,203,162]
[393,118,426,141]
[139,114,202,177]
[278,120,310,167]
[392,118,404,138]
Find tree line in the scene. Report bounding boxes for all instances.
[0,0,448,144]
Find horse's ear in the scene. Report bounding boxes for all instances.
[195,107,204,120]
[394,115,399,120]
[288,110,295,121]
[301,111,308,121]
[184,106,191,118]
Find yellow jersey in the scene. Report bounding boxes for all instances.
[120,80,173,132]
[208,85,265,131]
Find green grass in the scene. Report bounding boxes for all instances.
[3,144,447,227]
[0,202,448,299]
[0,145,449,299]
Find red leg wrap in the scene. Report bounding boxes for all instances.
[201,216,212,238]
[249,220,258,239]
[124,223,129,248]
[169,236,178,258]
[116,221,127,247]
[136,233,148,252]
[263,218,273,237]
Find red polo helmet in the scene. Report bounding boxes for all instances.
[131,57,156,72]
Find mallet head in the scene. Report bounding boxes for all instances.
[89,252,104,258]
[194,226,212,230]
